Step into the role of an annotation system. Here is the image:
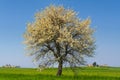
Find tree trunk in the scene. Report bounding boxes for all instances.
[56,60,63,76]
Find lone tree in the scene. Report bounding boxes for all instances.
[93,62,97,67]
[24,5,95,76]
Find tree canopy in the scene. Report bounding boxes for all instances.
[24,5,95,76]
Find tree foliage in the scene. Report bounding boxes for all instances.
[24,5,95,76]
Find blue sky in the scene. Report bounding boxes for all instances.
[0,0,120,67]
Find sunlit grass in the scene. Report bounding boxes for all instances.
[0,67,120,80]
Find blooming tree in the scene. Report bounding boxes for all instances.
[24,5,95,76]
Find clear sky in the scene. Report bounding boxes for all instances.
[0,0,120,67]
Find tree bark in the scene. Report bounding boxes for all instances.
[56,60,63,76]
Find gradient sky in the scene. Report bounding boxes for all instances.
[0,0,120,67]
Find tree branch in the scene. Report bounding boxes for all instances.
[45,44,58,58]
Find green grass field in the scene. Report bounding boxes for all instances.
[0,67,120,80]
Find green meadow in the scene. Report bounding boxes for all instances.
[0,67,120,80]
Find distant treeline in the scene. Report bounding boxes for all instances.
[2,64,20,68]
